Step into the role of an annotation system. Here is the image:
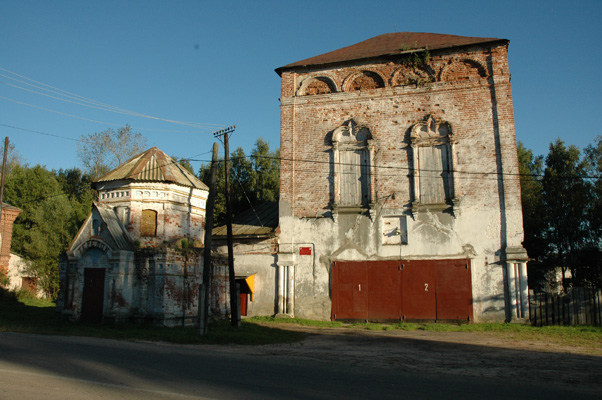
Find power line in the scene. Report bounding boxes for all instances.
[190,153,602,181]
[0,67,223,129]
[0,123,79,142]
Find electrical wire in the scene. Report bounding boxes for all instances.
[0,67,223,129]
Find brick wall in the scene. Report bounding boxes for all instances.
[279,43,520,219]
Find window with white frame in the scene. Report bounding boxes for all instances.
[410,116,454,205]
[331,120,373,208]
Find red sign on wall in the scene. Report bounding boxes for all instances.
[299,246,312,255]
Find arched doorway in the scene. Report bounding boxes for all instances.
[80,248,109,322]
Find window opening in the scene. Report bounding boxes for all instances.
[141,209,157,236]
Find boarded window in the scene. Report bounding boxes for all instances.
[339,149,370,206]
[418,145,451,204]
[141,209,157,236]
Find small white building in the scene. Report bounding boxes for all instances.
[57,147,210,326]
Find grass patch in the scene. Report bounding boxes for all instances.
[247,316,344,328]
[252,316,602,351]
[3,290,600,350]
[0,289,306,345]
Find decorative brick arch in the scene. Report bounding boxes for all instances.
[342,70,386,92]
[72,238,113,259]
[390,65,436,87]
[439,58,488,82]
[297,75,337,96]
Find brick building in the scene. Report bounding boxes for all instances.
[274,32,529,322]
[57,147,209,325]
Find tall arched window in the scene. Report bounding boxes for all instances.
[410,116,455,208]
[331,120,374,208]
[141,209,157,237]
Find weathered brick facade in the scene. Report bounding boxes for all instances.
[0,204,21,278]
[57,148,210,326]
[275,33,529,322]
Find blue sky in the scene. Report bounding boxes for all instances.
[1,1,601,173]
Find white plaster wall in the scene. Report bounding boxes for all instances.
[215,239,277,317]
[278,200,511,321]
[96,181,208,247]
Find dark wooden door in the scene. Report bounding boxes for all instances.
[240,292,248,316]
[81,268,105,323]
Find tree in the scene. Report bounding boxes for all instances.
[4,165,79,299]
[585,136,602,242]
[170,156,195,174]
[541,140,592,292]
[517,142,548,289]
[0,140,24,177]
[77,125,147,179]
[249,138,280,203]
[55,168,96,227]
[199,138,280,227]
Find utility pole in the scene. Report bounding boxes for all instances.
[199,142,219,335]
[213,126,240,327]
[0,137,9,270]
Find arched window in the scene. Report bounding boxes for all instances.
[410,116,455,207]
[141,209,157,237]
[301,77,336,95]
[331,120,374,208]
[92,218,100,236]
[345,71,384,91]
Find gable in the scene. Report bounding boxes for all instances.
[68,203,135,256]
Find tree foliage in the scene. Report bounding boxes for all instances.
[520,138,602,291]
[4,165,94,299]
[199,138,279,227]
[0,141,24,177]
[77,125,147,179]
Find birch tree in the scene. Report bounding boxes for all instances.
[77,125,147,179]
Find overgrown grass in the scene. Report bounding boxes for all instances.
[0,290,306,345]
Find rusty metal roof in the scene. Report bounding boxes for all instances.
[212,201,278,238]
[276,32,506,74]
[95,203,136,251]
[96,147,208,190]
[1,202,21,212]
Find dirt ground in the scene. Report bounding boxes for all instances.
[248,324,602,394]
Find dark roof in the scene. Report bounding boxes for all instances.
[213,201,278,238]
[96,147,208,190]
[276,32,506,74]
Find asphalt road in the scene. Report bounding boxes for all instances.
[0,332,598,399]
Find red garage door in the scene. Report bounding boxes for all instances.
[331,261,368,320]
[367,261,401,320]
[401,261,437,320]
[435,260,473,321]
[332,259,472,322]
